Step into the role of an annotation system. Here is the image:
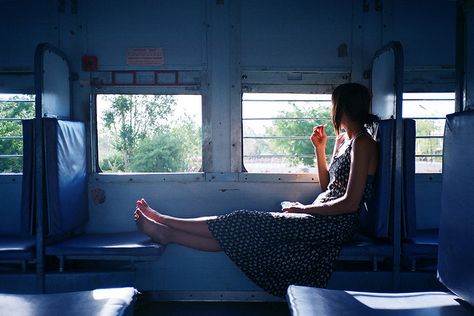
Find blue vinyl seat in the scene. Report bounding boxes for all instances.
[0,237,35,268]
[46,231,164,272]
[401,119,439,271]
[0,287,136,316]
[402,229,439,271]
[338,119,395,271]
[0,122,37,271]
[23,118,164,272]
[287,111,474,315]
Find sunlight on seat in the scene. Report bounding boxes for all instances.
[0,295,33,315]
[348,291,460,310]
[92,288,134,301]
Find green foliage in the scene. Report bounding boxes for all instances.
[99,95,201,173]
[99,154,125,173]
[102,95,175,170]
[266,103,334,167]
[0,95,34,173]
[130,119,201,172]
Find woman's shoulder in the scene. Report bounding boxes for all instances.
[352,133,377,152]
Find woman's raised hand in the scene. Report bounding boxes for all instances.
[311,125,327,150]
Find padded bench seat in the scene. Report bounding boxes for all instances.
[339,236,392,271]
[336,119,397,270]
[46,231,164,271]
[23,119,166,271]
[402,229,438,270]
[0,287,136,316]
[287,111,474,316]
[0,237,35,271]
[0,237,35,261]
[287,285,472,316]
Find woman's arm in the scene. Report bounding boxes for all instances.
[285,135,377,216]
[311,126,330,191]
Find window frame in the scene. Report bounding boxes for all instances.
[0,93,35,175]
[402,92,455,174]
[241,92,334,174]
[91,86,204,175]
[240,70,349,182]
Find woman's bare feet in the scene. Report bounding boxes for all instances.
[136,198,163,223]
[134,209,171,245]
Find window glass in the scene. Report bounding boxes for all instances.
[96,94,202,173]
[402,92,455,173]
[242,93,332,173]
[0,94,34,173]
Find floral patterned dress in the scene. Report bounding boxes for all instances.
[207,134,374,297]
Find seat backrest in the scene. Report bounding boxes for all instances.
[359,119,395,239]
[43,118,88,236]
[438,110,474,306]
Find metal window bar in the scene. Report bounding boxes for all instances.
[243,117,331,121]
[244,154,329,159]
[242,94,333,171]
[404,90,453,171]
[415,154,443,158]
[415,135,444,139]
[403,117,447,120]
[244,136,337,140]
[403,98,454,101]
[0,155,22,158]
[0,136,22,140]
[0,118,23,122]
[0,100,34,103]
[242,99,331,102]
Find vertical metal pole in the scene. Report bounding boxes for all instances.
[229,0,242,173]
[392,117,403,291]
[455,1,465,112]
[393,42,404,291]
[34,45,46,294]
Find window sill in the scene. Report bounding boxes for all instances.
[91,172,319,183]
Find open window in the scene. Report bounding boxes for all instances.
[402,92,455,173]
[0,94,34,173]
[95,94,202,173]
[242,93,333,174]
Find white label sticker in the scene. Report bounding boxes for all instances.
[127,48,164,65]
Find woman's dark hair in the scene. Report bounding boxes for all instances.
[331,82,379,135]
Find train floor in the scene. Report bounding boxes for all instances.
[134,300,291,316]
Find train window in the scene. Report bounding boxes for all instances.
[402,92,455,173]
[96,94,202,173]
[242,93,333,173]
[0,94,34,174]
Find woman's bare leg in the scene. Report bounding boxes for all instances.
[135,210,221,252]
[136,198,217,239]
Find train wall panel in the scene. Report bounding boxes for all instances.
[85,178,320,233]
[240,0,353,69]
[0,177,23,235]
[383,0,455,68]
[0,0,56,69]
[83,0,204,69]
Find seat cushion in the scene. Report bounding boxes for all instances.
[46,231,164,257]
[0,287,136,316]
[0,236,35,260]
[402,229,438,258]
[439,111,474,305]
[287,285,473,316]
[339,240,392,258]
